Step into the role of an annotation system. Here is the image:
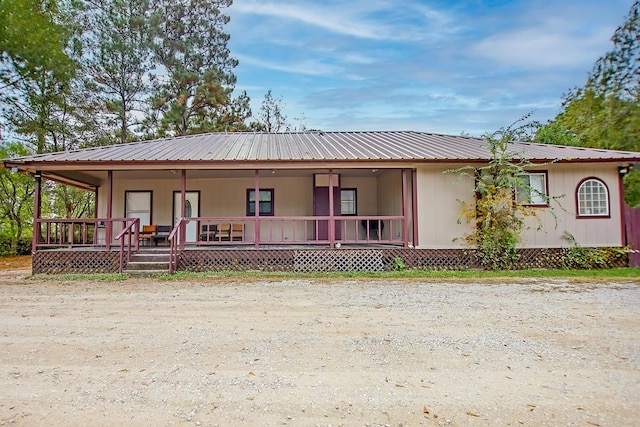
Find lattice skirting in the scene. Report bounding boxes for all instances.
[31,246,628,274]
[178,247,628,272]
[33,251,121,274]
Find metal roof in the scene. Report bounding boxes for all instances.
[4,131,640,166]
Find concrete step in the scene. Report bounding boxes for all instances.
[130,254,171,263]
[125,261,169,271]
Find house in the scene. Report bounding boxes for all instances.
[3,131,639,273]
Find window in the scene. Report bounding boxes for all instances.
[125,191,152,231]
[340,188,357,215]
[577,178,609,217]
[516,172,548,205]
[247,189,274,216]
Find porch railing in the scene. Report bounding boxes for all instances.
[114,218,140,273]
[186,215,406,246]
[168,218,185,274]
[33,218,137,250]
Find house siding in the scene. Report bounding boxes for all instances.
[521,163,622,247]
[415,165,474,249]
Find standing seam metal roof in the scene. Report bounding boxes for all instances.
[4,131,640,164]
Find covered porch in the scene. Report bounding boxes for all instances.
[30,167,418,273]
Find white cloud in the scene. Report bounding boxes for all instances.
[469,25,614,69]
[235,54,340,77]
[230,0,454,42]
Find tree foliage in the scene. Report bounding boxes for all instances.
[84,0,153,144]
[536,1,640,206]
[146,0,238,136]
[0,143,34,255]
[450,118,548,270]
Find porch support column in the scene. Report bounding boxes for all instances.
[329,169,335,247]
[412,169,419,247]
[402,169,409,247]
[31,171,42,253]
[618,166,629,246]
[254,170,260,249]
[106,170,113,249]
[180,169,186,249]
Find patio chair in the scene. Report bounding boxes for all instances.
[200,224,218,242]
[139,224,156,246]
[217,223,231,241]
[230,223,245,241]
[154,225,171,246]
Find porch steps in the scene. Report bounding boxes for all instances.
[125,249,171,276]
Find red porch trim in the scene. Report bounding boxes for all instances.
[31,171,42,253]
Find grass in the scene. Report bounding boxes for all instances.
[4,254,638,282]
[151,267,640,282]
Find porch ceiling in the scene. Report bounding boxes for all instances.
[41,167,391,186]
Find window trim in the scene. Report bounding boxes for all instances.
[340,188,357,216]
[575,177,610,219]
[516,170,549,207]
[246,188,275,216]
[124,190,153,230]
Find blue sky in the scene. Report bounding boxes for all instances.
[226,0,634,136]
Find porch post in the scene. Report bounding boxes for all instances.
[31,171,42,253]
[106,170,113,249]
[329,169,335,247]
[181,169,186,249]
[412,169,419,247]
[254,170,260,249]
[618,166,629,246]
[402,168,409,247]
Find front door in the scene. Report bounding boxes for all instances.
[173,191,200,243]
[314,187,341,241]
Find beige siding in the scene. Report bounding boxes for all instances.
[414,163,624,249]
[415,165,474,248]
[520,163,622,247]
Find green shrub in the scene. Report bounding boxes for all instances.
[0,236,32,256]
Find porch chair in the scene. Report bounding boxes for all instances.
[154,225,171,246]
[230,223,245,241]
[200,224,218,242]
[139,224,157,246]
[217,223,231,241]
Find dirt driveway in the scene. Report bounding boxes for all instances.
[0,269,638,426]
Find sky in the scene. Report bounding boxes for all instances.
[226,0,635,136]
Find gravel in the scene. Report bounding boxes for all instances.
[0,274,638,426]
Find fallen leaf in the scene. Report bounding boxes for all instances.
[248,371,255,376]
[586,422,600,427]
[423,406,430,414]
[118,368,128,373]
[466,411,480,417]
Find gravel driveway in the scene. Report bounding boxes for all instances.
[0,272,638,426]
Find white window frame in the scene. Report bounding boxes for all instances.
[340,188,357,215]
[516,172,548,206]
[577,178,610,217]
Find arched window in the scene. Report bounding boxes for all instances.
[576,178,609,217]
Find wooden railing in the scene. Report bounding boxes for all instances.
[33,218,135,250]
[114,218,140,273]
[189,215,406,246]
[168,218,185,274]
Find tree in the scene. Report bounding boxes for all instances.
[0,0,76,90]
[146,0,238,136]
[0,0,83,154]
[536,1,640,206]
[83,0,153,144]
[250,90,289,132]
[0,143,35,255]
[450,118,548,270]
